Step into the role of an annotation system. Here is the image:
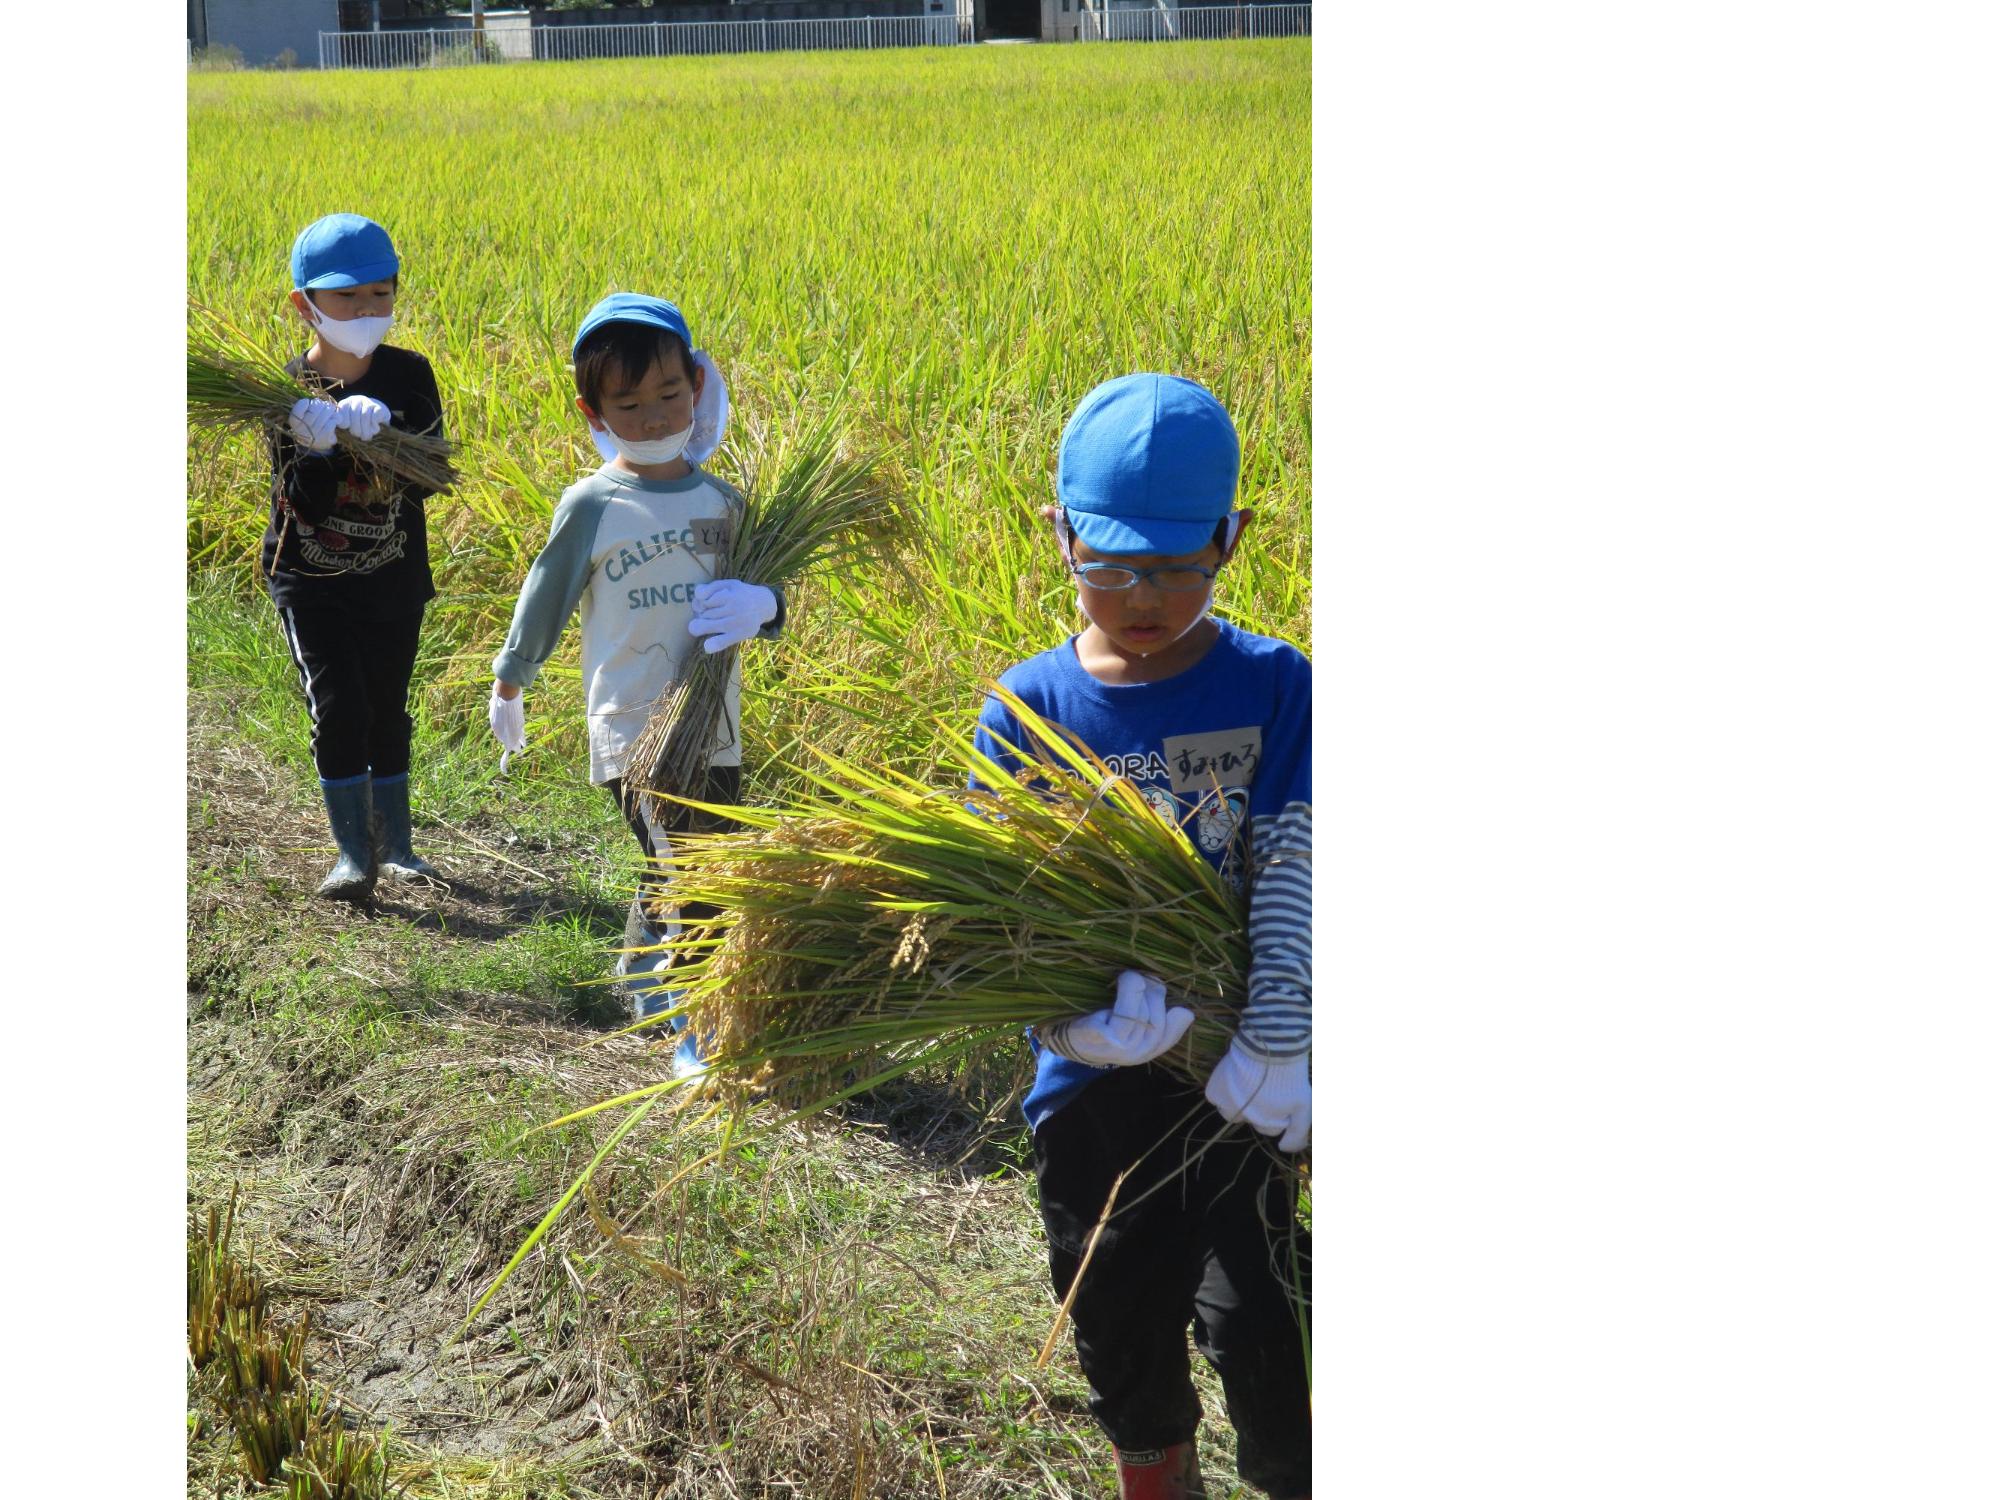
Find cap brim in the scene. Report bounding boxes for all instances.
[301,256,400,290]
[571,307,691,358]
[1065,510,1220,558]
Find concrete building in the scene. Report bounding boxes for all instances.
[188,0,341,66]
[982,0,1185,44]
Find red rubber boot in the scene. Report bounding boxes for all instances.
[1114,1441,1209,1499]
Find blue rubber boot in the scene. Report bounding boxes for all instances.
[316,774,377,904]
[371,774,439,880]
[618,902,709,1078]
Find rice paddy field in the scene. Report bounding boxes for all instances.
[187,39,1309,778]
[187,36,1309,1499]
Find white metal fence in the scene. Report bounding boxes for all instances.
[1083,3,1312,42]
[319,15,970,71]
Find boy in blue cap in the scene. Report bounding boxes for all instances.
[487,294,779,1071]
[267,212,447,903]
[973,374,1311,1500]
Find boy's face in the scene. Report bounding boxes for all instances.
[1064,527,1227,665]
[578,353,704,443]
[293,280,396,324]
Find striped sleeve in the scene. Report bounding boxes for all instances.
[1239,801,1312,1059]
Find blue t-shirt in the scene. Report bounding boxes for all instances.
[973,619,1312,1129]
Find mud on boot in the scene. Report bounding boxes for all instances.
[316,774,377,904]
[371,773,439,880]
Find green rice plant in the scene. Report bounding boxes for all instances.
[187,43,1309,789]
[188,302,459,493]
[622,407,909,812]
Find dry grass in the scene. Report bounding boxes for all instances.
[188,686,1269,1498]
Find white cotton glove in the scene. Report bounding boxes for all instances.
[287,397,339,454]
[687,580,778,655]
[1205,1040,1311,1153]
[1037,970,1196,1068]
[488,688,527,773]
[333,394,391,441]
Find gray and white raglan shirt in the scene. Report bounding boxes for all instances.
[492,464,780,785]
[972,619,1313,1130]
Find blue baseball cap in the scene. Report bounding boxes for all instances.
[1057,373,1240,557]
[572,293,692,358]
[290,214,400,290]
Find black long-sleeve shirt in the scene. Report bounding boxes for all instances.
[261,344,444,618]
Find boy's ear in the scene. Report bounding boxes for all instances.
[688,357,706,400]
[288,289,319,325]
[575,395,606,432]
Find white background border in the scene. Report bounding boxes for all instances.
[11,2,1997,1489]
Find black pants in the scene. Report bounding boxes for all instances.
[1034,1064,1312,1498]
[276,604,425,782]
[604,764,742,935]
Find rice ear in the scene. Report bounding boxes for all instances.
[187,299,459,493]
[624,411,911,807]
[631,702,1249,1117]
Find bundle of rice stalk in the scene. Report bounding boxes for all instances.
[621,409,904,813]
[463,690,1257,1329]
[645,685,1251,1114]
[186,303,458,493]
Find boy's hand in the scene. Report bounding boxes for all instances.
[287,397,339,454]
[333,394,391,441]
[687,580,778,655]
[488,684,527,772]
[1205,1041,1310,1152]
[1037,971,1195,1068]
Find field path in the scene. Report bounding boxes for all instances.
[183,685,1134,1500]
[186,685,686,1492]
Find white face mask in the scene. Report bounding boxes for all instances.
[308,305,393,358]
[599,422,693,467]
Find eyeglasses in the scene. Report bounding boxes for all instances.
[1068,560,1218,593]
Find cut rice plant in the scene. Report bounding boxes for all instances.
[624,686,1247,1111]
[188,1185,263,1373]
[187,302,459,493]
[232,1382,318,1487]
[656,685,1249,1110]
[465,686,1255,1325]
[621,408,907,814]
[281,1416,394,1500]
[214,1303,311,1404]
